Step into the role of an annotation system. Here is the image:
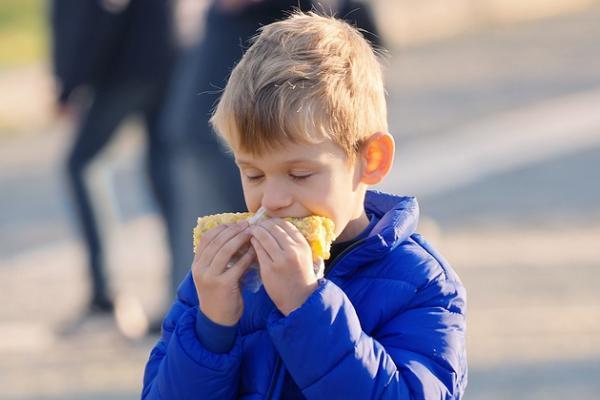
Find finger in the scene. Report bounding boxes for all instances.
[250,223,282,258]
[193,224,229,275]
[251,236,273,266]
[223,245,256,281]
[198,223,238,266]
[208,227,252,275]
[274,219,307,246]
[260,219,295,249]
[196,224,229,256]
[200,222,248,267]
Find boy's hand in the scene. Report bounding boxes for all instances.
[250,219,318,316]
[192,221,255,326]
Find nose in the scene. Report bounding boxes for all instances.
[261,180,292,215]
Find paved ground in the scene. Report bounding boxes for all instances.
[2,7,600,399]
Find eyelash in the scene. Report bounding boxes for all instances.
[245,174,312,182]
[291,174,312,181]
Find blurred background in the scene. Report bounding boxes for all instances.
[1,0,600,398]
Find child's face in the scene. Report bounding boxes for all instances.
[234,140,367,242]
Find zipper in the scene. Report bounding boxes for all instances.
[265,239,366,399]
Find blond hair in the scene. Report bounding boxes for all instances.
[210,12,387,160]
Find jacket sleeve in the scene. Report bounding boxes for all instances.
[142,274,242,399]
[267,276,467,399]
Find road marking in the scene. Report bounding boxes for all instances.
[380,89,600,196]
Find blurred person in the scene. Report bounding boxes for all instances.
[334,0,384,48]
[142,12,467,399]
[50,0,175,319]
[156,0,383,333]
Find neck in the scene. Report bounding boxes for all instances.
[336,211,369,242]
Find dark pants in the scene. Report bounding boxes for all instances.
[65,81,169,306]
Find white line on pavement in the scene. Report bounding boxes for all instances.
[380,88,600,196]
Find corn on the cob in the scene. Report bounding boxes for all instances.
[193,212,336,261]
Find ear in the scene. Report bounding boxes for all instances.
[359,132,395,185]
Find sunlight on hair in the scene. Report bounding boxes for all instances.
[210,12,388,159]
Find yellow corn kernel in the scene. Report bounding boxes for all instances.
[193,212,336,261]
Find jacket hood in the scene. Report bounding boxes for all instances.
[327,190,420,278]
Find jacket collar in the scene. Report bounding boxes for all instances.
[327,190,420,279]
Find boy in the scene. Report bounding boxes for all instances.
[142,12,467,399]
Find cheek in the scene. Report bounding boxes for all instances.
[324,171,360,232]
[307,177,344,221]
[241,183,260,212]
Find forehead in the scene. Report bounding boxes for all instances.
[234,140,348,167]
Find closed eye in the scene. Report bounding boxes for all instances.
[245,175,264,182]
[290,174,312,181]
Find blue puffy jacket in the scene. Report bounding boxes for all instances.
[142,191,468,399]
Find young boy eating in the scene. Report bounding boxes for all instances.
[143,12,467,399]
